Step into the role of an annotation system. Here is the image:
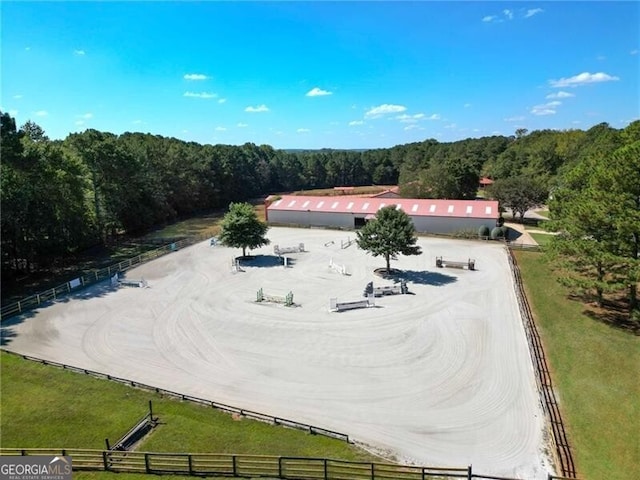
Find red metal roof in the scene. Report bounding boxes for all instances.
[267,195,499,219]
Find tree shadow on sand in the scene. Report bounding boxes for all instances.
[238,255,296,268]
[375,269,458,287]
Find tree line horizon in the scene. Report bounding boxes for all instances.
[2,112,638,313]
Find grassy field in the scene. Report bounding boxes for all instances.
[0,352,374,460]
[292,186,393,196]
[529,232,553,246]
[515,251,640,480]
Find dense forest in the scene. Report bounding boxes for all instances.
[1,111,638,308]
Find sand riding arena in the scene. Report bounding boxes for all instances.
[1,227,553,479]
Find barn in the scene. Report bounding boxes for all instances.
[266,195,500,234]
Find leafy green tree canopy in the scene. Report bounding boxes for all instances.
[218,202,270,257]
[356,205,422,273]
[488,176,548,221]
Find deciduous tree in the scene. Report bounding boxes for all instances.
[356,206,422,273]
[218,202,270,258]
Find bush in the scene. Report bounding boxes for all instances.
[478,225,490,238]
[490,226,504,239]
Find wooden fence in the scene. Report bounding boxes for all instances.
[0,449,578,480]
[0,234,212,322]
[507,248,576,478]
[0,350,349,444]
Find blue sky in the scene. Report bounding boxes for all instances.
[2,1,638,149]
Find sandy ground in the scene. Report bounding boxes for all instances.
[1,227,554,479]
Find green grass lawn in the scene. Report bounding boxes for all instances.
[529,232,554,246]
[515,251,640,480]
[0,352,374,461]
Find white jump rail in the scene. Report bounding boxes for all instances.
[274,243,305,256]
[330,294,375,312]
[435,257,476,271]
[364,281,408,297]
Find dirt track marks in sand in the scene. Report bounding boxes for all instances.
[1,227,554,479]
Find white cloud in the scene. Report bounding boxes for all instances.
[531,101,560,116]
[75,120,84,126]
[524,8,544,18]
[492,131,502,135]
[297,128,310,133]
[25,46,31,51]
[349,120,364,126]
[77,112,93,119]
[218,98,227,104]
[426,113,441,120]
[13,94,23,99]
[404,125,424,131]
[631,50,638,55]
[74,49,85,56]
[35,110,48,117]
[546,91,575,99]
[215,126,226,132]
[572,120,582,125]
[464,103,471,108]
[504,116,526,122]
[365,104,406,118]
[306,87,333,97]
[444,123,457,129]
[245,104,269,113]
[549,71,619,88]
[503,9,513,20]
[184,91,217,99]
[396,113,425,123]
[132,120,144,125]
[184,73,209,81]
[237,123,249,128]
[482,15,497,22]
[596,55,606,61]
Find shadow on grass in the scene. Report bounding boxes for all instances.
[582,305,640,336]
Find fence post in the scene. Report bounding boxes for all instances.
[67,283,71,293]
[278,457,283,478]
[36,294,40,305]
[144,453,150,473]
[232,455,237,477]
[102,451,110,471]
[17,301,21,313]
[324,459,328,480]
[105,438,111,450]
[467,465,472,480]
[188,454,193,475]
[370,463,375,480]
[149,400,154,421]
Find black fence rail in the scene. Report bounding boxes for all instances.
[507,248,577,478]
[0,448,578,480]
[0,350,349,444]
[0,233,213,322]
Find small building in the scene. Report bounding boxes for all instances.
[266,195,499,234]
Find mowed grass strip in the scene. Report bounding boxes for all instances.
[0,352,373,461]
[529,232,553,247]
[515,251,640,480]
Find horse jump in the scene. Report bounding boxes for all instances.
[341,237,354,249]
[256,288,294,307]
[274,243,305,256]
[329,258,348,276]
[364,281,408,297]
[330,294,375,312]
[436,257,476,271]
[113,273,148,288]
[231,258,244,273]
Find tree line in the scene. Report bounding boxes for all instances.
[1,111,638,312]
